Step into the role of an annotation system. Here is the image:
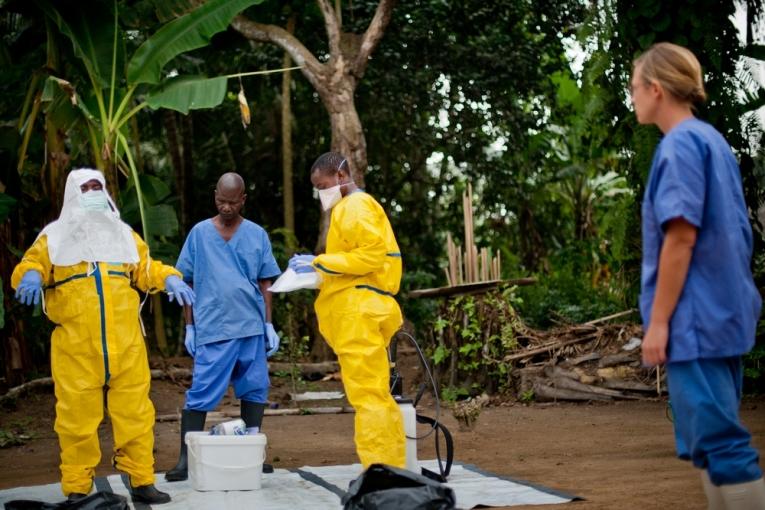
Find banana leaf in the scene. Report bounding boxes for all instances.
[35,0,123,89]
[145,75,228,114]
[146,204,179,237]
[127,0,264,85]
[43,76,98,122]
[0,193,17,223]
[139,174,172,205]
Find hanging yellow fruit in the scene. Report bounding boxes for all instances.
[238,87,251,129]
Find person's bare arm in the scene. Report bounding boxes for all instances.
[259,280,273,322]
[642,218,697,366]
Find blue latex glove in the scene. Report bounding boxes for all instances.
[184,325,196,357]
[165,275,195,306]
[15,271,42,306]
[288,254,316,274]
[265,323,280,358]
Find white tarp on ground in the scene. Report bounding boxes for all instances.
[0,460,577,509]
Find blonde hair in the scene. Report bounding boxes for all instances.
[633,42,707,104]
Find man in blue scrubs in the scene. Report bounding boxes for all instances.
[165,172,281,481]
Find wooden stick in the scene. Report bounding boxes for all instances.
[451,236,458,285]
[463,191,471,283]
[472,244,479,284]
[446,232,456,286]
[601,379,656,393]
[408,277,537,299]
[583,309,638,326]
[549,374,640,399]
[533,381,612,402]
[465,183,475,282]
[457,245,463,285]
[503,333,599,362]
[656,365,661,396]
[0,377,53,406]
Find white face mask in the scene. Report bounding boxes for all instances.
[317,159,354,211]
[318,184,344,211]
[78,190,110,212]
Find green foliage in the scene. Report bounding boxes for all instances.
[0,416,37,448]
[35,0,123,89]
[145,76,228,114]
[0,193,17,223]
[440,386,469,404]
[400,269,440,335]
[0,428,32,449]
[519,389,535,403]
[517,251,631,328]
[127,0,264,85]
[428,287,523,394]
[744,342,765,389]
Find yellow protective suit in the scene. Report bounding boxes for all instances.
[313,191,405,468]
[11,232,179,495]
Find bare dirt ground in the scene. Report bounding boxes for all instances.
[1,351,763,510]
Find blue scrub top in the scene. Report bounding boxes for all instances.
[176,219,281,345]
[640,117,761,362]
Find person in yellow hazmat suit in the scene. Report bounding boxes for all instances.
[288,152,405,468]
[11,168,194,505]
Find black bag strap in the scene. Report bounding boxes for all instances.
[416,413,454,482]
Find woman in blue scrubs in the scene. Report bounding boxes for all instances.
[633,42,764,508]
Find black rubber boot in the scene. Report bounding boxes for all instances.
[164,409,206,482]
[241,401,273,473]
[66,493,88,502]
[130,483,171,504]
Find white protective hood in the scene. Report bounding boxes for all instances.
[40,169,139,266]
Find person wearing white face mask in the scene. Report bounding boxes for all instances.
[78,189,110,211]
[288,152,406,469]
[316,169,353,211]
[11,169,194,505]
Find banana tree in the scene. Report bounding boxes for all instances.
[30,0,296,241]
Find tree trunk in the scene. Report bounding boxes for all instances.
[151,294,168,355]
[181,114,195,234]
[44,114,68,216]
[164,111,187,234]
[324,88,367,189]
[282,14,296,237]
[43,26,68,216]
[231,0,397,187]
[230,0,397,252]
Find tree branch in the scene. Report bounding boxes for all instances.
[354,0,398,75]
[316,0,342,58]
[231,15,327,94]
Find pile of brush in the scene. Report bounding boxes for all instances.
[508,314,663,402]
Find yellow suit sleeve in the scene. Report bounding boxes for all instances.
[11,235,53,289]
[131,232,181,293]
[313,200,387,276]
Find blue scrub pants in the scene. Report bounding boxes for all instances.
[184,335,270,411]
[666,356,761,485]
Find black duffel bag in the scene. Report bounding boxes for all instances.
[342,463,456,510]
[4,492,128,510]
